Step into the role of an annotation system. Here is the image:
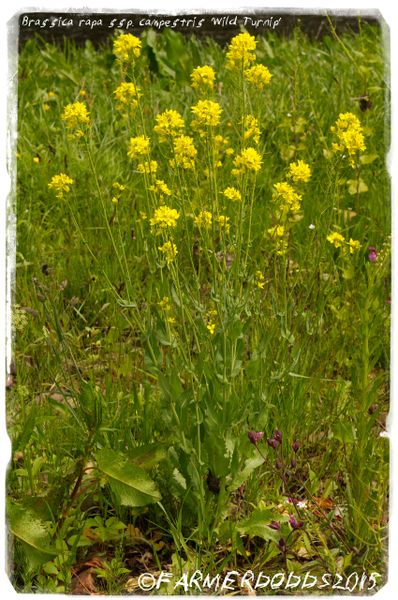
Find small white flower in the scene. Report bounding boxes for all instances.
[309,223,315,230]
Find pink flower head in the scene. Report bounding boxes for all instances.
[248,431,264,445]
[368,246,378,262]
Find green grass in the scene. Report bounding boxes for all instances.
[8,21,390,594]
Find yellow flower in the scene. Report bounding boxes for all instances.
[150,206,180,231]
[158,296,172,311]
[331,112,366,167]
[232,147,262,175]
[327,232,345,248]
[33,156,40,164]
[113,82,141,110]
[48,173,74,199]
[127,135,150,160]
[223,187,241,202]
[273,182,302,213]
[171,135,197,170]
[48,91,56,98]
[137,160,158,175]
[79,89,87,97]
[244,64,272,88]
[43,103,50,112]
[348,238,361,254]
[268,224,285,237]
[111,181,126,204]
[288,160,311,183]
[154,109,185,139]
[217,215,230,233]
[61,101,90,138]
[243,115,261,145]
[206,322,216,335]
[191,99,222,128]
[255,271,265,289]
[190,65,216,89]
[194,210,212,229]
[148,179,172,196]
[113,33,142,64]
[226,32,257,70]
[159,241,178,264]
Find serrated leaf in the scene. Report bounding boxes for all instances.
[7,502,58,570]
[237,509,280,543]
[96,449,160,507]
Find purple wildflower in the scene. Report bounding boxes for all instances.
[267,437,279,450]
[292,440,300,453]
[248,431,264,445]
[368,246,378,262]
[289,515,304,530]
[274,430,283,443]
[269,520,281,531]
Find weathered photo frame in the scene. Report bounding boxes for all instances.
[6,5,391,595]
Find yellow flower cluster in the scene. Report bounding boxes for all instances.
[327,231,361,253]
[255,271,265,289]
[243,115,261,145]
[226,32,257,70]
[61,102,90,138]
[48,173,74,199]
[194,210,212,229]
[190,65,216,90]
[154,109,185,139]
[113,33,142,64]
[113,82,141,111]
[171,135,197,170]
[267,224,287,255]
[148,179,172,197]
[191,99,222,128]
[218,215,230,233]
[157,296,176,324]
[158,240,178,265]
[150,206,180,231]
[273,182,302,213]
[331,112,366,167]
[137,160,158,175]
[205,308,218,335]
[111,181,126,204]
[288,160,311,183]
[223,187,241,202]
[127,135,150,160]
[232,147,262,175]
[244,64,272,89]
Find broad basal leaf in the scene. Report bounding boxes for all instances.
[96,449,161,507]
[7,501,58,570]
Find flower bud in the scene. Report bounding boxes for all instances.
[248,431,264,445]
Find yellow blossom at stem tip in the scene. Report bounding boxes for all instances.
[226,32,257,70]
[191,65,216,90]
[113,33,142,64]
[48,173,74,199]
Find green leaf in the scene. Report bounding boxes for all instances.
[360,153,378,165]
[228,456,265,491]
[331,421,357,444]
[237,509,280,543]
[129,443,167,470]
[96,449,161,507]
[7,502,58,570]
[347,178,368,195]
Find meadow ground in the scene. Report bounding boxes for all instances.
[7,20,390,594]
